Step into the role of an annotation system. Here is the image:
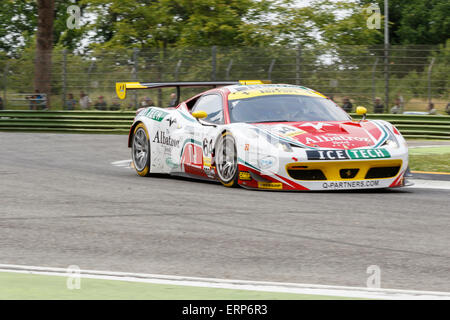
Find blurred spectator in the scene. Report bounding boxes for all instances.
[140,96,155,108]
[445,102,450,115]
[0,96,3,110]
[390,98,402,114]
[35,91,46,110]
[140,97,147,108]
[373,97,385,114]
[110,98,121,111]
[341,97,353,113]
[79,92,91,110]
[168,93,178,107]
[94,96,107,110]
[65,93,77,110]
[146,97,156,107]
[27,90,44,110]
[427,102,437,115]
[395,92,404,112]
[26,93,36,110]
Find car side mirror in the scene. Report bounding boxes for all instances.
[356,106,367,121]
[192,111,208,119]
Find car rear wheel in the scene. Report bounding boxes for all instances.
[215,132,239,187]
[132,123,151,177]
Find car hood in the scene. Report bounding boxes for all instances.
[252,121,389,149]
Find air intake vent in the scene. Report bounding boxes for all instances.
[287,169,327,180]
[365,166,400,179]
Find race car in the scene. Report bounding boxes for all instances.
[116,80,409,191]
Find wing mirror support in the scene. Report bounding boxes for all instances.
[356,106,367,123]
[191,110,216,127]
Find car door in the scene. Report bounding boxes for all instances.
[181,93,224,177]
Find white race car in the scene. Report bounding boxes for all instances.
[116,80,409,191]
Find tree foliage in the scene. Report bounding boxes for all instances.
[0,0,448,55]
[0,0,87,55]
[83,0,282,49]
[359,0,450,45]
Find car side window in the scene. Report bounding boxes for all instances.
[191,94,224,124]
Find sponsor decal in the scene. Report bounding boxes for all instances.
[203,156,211,167]
[275,125,307,137]
[145,108,169,122]
[239,171,252,181]
[276,126,297,134]
[166,117,177,127]
[258,156,276,169]
[306,148,390,160]
[322,180,380,189]
[258,182,283,190]
[285,130,307,137]
[202,157,215,177]
[304,135,370,145]
[300,122,333,131]
[153,131,180,147]
[244,144,250,151]
[228,87,325,100]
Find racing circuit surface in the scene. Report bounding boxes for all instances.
[0,132,449,292]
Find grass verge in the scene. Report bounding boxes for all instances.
[409,147,450,173]
[0,272,354,300]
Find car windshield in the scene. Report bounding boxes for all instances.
[228,94,351,123]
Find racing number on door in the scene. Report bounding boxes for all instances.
[181,143,203,170]
[203,138,213,156]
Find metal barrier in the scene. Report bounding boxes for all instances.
[0,110,134,134]
[0,110,449,139]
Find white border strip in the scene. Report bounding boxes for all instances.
[407,179,450,190]
[409,145,450,149]
[0,264,449,300]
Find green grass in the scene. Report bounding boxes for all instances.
[409,147,450,173]
[0,272,354,300]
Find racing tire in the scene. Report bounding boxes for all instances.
[131,123,151,177]
[215,132,239,188]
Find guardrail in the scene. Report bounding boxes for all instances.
[0,110,135,135]
[0,110,449,139]
[350,114,450,140]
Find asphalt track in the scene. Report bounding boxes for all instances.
[0,133,449,292]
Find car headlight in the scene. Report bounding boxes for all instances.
[275,141,293,152]
[381,125,399,149]
[383,138,398,148]
[247,127,293,152]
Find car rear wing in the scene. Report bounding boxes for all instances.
[115,80,271,105]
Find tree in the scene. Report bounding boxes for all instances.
[34,0,55,108]
[359,0,450,45]
[316,1,384,46]
[83,0,287,49]
[0,0,86,56]
[0,1,37,55]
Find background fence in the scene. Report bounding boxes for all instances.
[0,45,448,114]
